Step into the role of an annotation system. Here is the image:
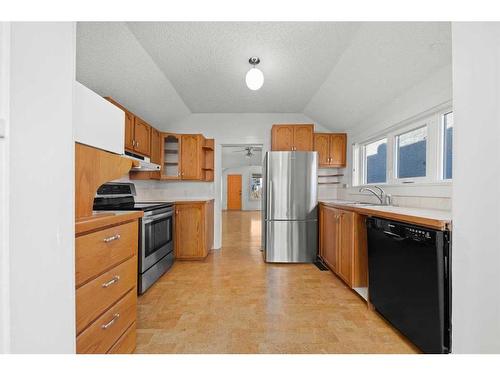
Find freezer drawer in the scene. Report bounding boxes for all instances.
[265,220,317,263]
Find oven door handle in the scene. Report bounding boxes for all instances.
[143,212,172,223]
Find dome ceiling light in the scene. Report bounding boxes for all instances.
[245,56,264,91]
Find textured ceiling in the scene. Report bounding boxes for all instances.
[76,22,452,131]
[76,22,190,128]
[304,22,452,130]
[127,22,362,113]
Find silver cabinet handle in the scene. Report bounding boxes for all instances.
[101,313,120,330]
[103,234,121,243]
[102,275,120,288]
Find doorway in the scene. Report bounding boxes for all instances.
[227,174,242,210]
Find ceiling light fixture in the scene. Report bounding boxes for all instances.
[245,57,264,91]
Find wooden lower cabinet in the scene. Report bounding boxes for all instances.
[174,200,214,260]
[75,217,139,354]
[319,204,367,288]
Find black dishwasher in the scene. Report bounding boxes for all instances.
[366,217,451,354]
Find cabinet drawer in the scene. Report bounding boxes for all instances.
[108,322,136,354]
[76,257,137,334]
[76,221,138,286]
[76,289,136,354]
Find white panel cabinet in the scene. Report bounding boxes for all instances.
[73,81,124,154]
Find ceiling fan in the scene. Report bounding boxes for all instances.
[232,146,262,158]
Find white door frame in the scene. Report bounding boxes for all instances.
[0,21,11,354]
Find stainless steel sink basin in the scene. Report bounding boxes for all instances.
[349,202,385,206]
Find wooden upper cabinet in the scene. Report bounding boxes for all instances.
[293,125,314,151]
[150,128,161,165]
[271,125,294,151]
[314,133,347,168]
[124,112,135,151]
[133,117,152,156]
[313,133,330,166]
[330,134,347,167]
[271,124,314,151]
[180,134,202,180]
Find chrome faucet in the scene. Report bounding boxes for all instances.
[359,186,392,205]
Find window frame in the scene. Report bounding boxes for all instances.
[361,137,388,185]
[353,105,452,187]
[439,110,454,182]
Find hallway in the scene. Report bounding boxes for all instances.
[135,210,418,353]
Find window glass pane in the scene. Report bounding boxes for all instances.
[443,112,453,179]
[365,138,387,184]
[397,126,427,179]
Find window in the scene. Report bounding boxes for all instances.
[364,138,387,184]
[443,111,453,180]
[396,126,427,179]
[353,105,452,186]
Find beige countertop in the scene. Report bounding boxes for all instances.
[319,199,452,230]
[75,210,143,235]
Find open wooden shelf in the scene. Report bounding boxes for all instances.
[164,162,179,165]
[202,145,214,151]
[164,149,178,154]
[318,174,344,178]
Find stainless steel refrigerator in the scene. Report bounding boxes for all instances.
[262,151,318,263]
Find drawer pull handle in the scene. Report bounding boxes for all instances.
[102,275,120,288]
[101,313,120,330]
[103,234,121,243]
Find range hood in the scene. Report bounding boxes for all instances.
[123,151,161,171]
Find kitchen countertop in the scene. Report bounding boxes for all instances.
[75,210,144,235]
[319,199,452,230]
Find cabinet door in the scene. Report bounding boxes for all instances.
[175,204,203,259]
[321,206,339,271]
[329,134,347,167]
[124,112,135,151]
[149,128,161,180]
[293,125,314,151]
[271,125,294,151]
[337,210,353,286]
[180,134,201,179]
[150,128,161,164]
[133,117,152,156]
[314,133,331,167]
[162,133,182,180]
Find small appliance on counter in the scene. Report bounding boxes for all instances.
[93,182,174,294]
[262,151,318,263]
[366,217,451,353]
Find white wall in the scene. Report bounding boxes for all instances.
[0,22,10,354]
[124,113,328,249]
[222,165,262,211]
[451,22,500,353]
[8,23,76,353]
[334,64,453,210]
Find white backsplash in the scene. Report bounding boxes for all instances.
[333,187,452,211]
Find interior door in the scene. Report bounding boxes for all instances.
[124,112,134,151]
[272,125,293,151]
[180,134,201,179]
[227,174,242,210]
[329,134,347,167]
[314,133,330,166]
[293,125,314,151]
[133,117,151,156]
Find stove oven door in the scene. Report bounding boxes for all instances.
[140,206,174,273]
